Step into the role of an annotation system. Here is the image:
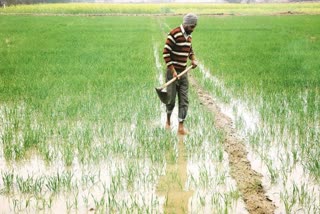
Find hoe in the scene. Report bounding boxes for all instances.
[155,65,193,104]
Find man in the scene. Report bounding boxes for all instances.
[163,13,198,135]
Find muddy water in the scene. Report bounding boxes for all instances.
[153,41,248,213]
[189,75,276,214]
[0,152,163,213]
[154,42,193,212]
[196,64,320,213]
[156,135,193,213]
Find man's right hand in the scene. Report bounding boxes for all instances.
[191,59,198,69]
[172,70,179,79]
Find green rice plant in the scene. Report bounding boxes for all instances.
[16,175,43,195]
[37,197,47,211]
[82,194,89,210]
[280,189,295,213]
[2,130,14,160]
[22,128,42,151]
[62,142,74,167]
[264,157,279,184]
[62,171,74,192]
[81,174,98,188]
[46,176,60,193]
[0,12,164,213]
[25,197,31,210]
[167,14,320,211]
[16,177,32,193]
[1,171,14,194]
[126,161,138,191]
[66,198,73,213]
[40,144,54,163]
[5,5,319,212]
[13,199,22,213]
[92,195,106,213]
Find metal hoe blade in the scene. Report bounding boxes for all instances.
[155,87,170,104]
[155,65,193,105]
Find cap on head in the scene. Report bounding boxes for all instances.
[183,13,198,26]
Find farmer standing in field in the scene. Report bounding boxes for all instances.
[163,13,198,135]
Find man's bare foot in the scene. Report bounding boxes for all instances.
[178,122,188,135]
[178,127,189,135]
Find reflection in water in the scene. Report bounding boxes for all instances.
[157,135,193,214]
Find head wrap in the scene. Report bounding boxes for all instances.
[183,13,198,26]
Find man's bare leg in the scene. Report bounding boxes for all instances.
[166,113,171,130]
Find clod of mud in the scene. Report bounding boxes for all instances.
[189,75,276,214]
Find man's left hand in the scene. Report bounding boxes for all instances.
[191,60,198,69]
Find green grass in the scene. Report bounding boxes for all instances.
[190,14,320,176]
[157,13,320,212]
[172,14,319,212]
[0,14,235,212]
[194,15,320,90]
[0,15,156,162]
[0,15,168,212]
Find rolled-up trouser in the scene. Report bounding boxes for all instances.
[166,68,189,122]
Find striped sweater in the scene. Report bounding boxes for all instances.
[163,24,194,71]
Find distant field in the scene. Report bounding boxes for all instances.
[0,2,320,15]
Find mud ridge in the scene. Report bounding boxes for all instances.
[189,75,276,214]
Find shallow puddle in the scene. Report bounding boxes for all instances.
[156,136,193,213]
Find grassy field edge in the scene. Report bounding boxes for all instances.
[0,2,320,16]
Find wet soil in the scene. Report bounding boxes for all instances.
[189,74,276,214]
[156,74,276,213]
[157,136,193,214]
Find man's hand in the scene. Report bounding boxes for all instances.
[191,59,198,69]
[172,69,179,79]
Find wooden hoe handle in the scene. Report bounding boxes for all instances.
[160,65,193,89]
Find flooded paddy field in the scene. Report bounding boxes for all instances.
[1,5,320,213]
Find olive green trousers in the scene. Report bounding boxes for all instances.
[165,68,189,122]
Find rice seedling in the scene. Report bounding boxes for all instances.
[1,171,14,194]
[183,14,320,212]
